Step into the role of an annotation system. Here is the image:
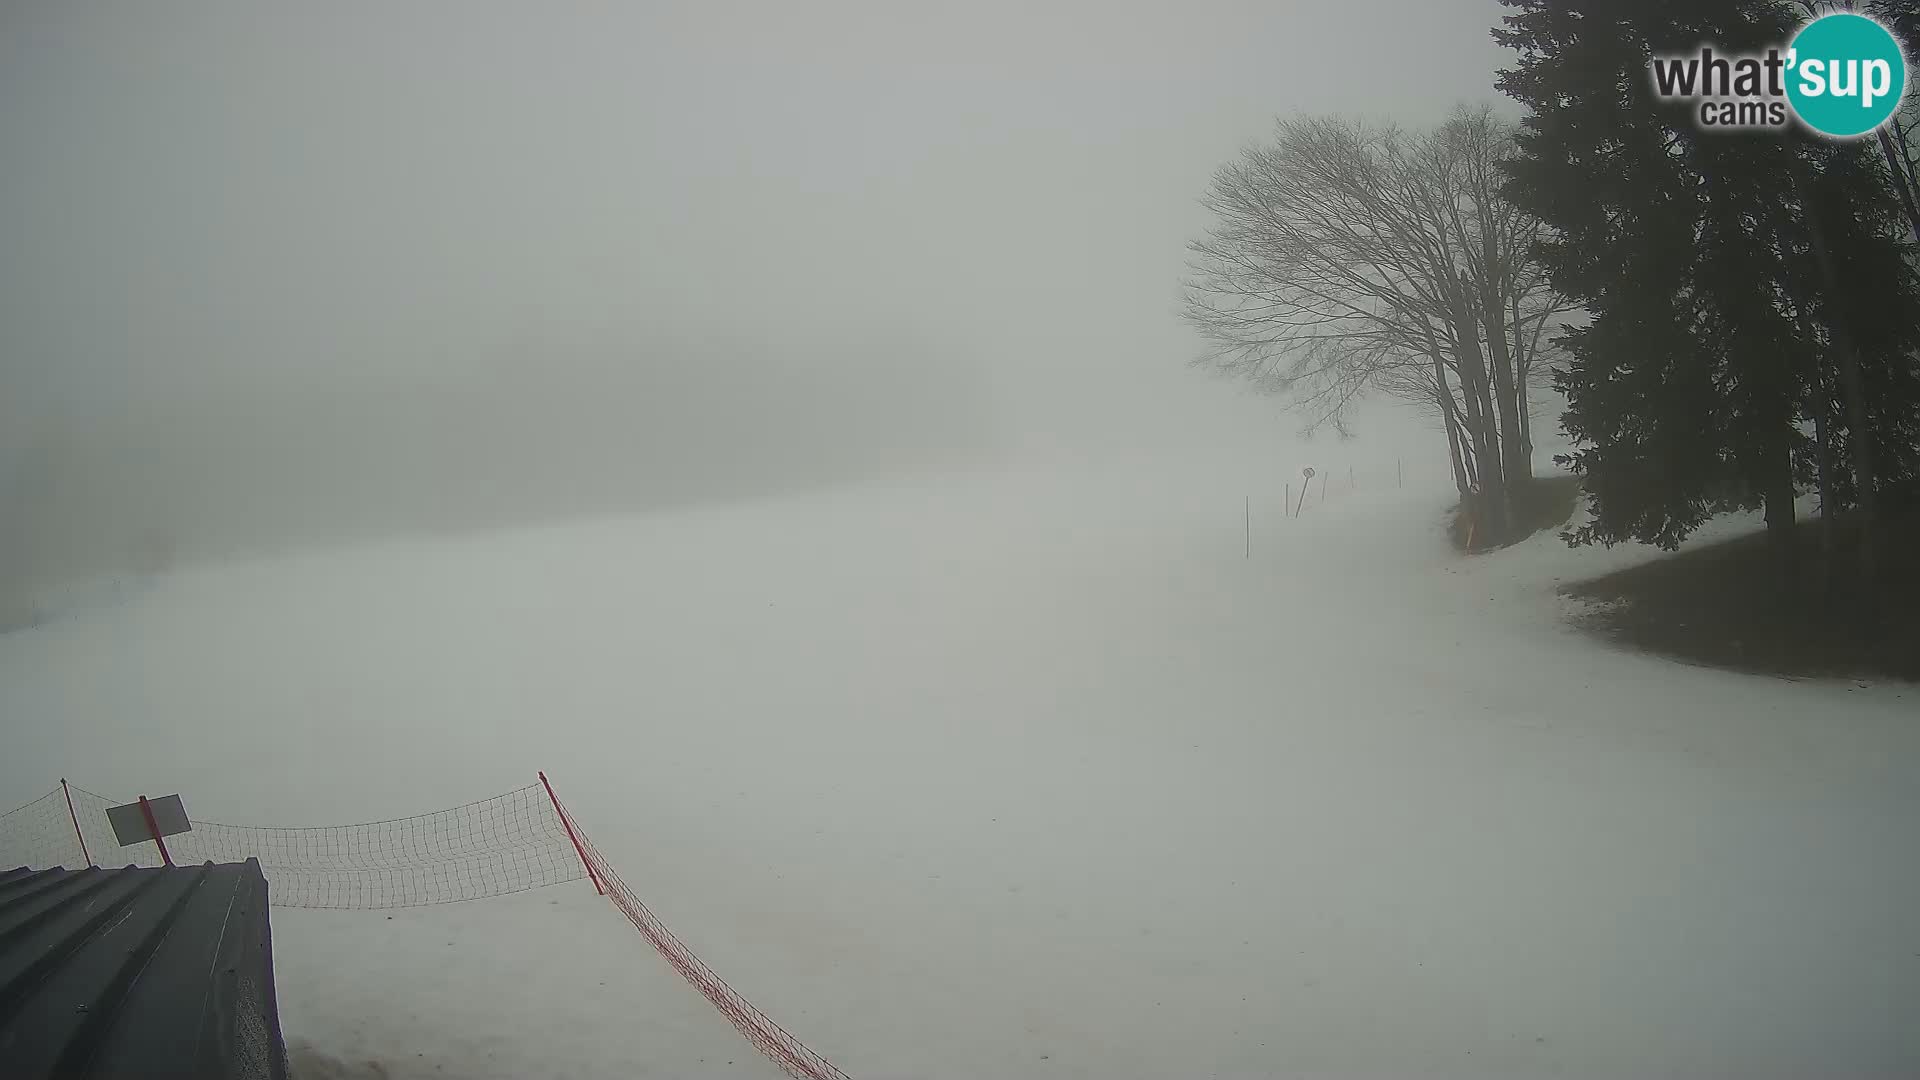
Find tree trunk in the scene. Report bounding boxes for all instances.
[1876,127,1920,247]
[1449,286,1510,540]
[1435,354,1473,499]
[1811,379,1837,597]
[1789,308,1838,592]
[1480,239,1532,501]
[1510,293,1537,470]
[1517,396,1535,471]
[1795,165,1878,580]
[1896,118,1920,223]
[1762,439,1798,591]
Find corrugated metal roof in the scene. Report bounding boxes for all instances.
[0,859,288,1080]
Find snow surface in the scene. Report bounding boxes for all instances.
[2,451,1916,1079]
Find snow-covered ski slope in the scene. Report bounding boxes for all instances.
[2,451,1914,1079]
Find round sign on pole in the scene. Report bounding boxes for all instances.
[1302,467,1315,479]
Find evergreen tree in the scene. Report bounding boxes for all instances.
[1495,0,1920,579]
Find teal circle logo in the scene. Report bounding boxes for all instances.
[1786,13,1907,138]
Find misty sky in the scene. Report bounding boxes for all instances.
[1,0,1511,581]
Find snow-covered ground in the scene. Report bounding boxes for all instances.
[2,451,1915,1079]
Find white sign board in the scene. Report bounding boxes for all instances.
[106,795,192,847]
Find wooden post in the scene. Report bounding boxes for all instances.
[61,779,92,868]
[540,771,604,895]
[1285,482,1292,519]
[1244,496,1250,558]
[137,795,172,867]
[1397,458,1403,488]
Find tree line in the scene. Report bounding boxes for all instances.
[1185,0,1920,596]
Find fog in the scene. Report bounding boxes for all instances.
[10,9,1920,1077]
[0,0,1508,588]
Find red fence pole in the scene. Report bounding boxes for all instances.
[539,771,603,895]
[60,779,93,868]
[137,795,172,867]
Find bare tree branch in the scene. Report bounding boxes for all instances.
[1183,109,1575,525]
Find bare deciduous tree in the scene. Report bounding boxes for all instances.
[1184,106,1573,541]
